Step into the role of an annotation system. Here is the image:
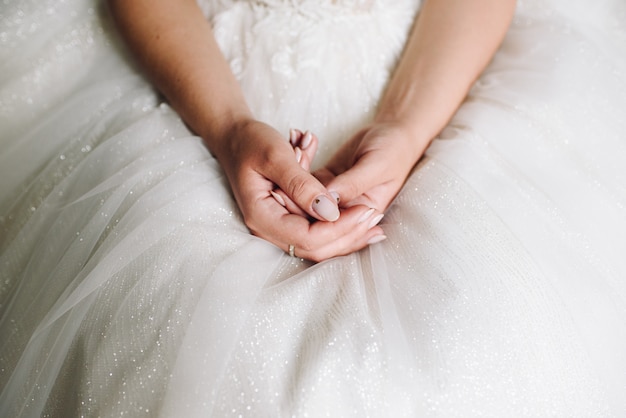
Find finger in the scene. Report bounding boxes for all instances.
[339,193,378,210]
[299,131,318,171]
[288,128,301,147]
[288,129,310,149]
[294,146,303,166]
[289,205,386,262]
[303,225,386,262]
[289,130,318,172]
[294,146,313,173]
[324,152,390,208]
[312,167,336,187]
[263,153,340,222]
[248,201,384,262]
[270,189,308,217]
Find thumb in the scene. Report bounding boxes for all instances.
[325,153,385,208]
[265,155,340,222]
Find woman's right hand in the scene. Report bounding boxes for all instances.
[210,119,386,262]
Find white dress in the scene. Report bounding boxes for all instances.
[1,0,626,416]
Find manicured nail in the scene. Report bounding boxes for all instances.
[368,213,384,229]
[358,208,375,224]
[289,129,298,146]
[301,131,313,149]
[270,190,286,207]
[312,195,340,221]
[330,191,340,204]
[294,147,302,163]
[367,234,387,245]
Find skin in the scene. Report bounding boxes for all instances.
[316,0,517,212]
[107,0,516,262]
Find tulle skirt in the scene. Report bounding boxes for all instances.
[1,0,626,416]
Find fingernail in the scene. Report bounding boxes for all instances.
[301,131,313,149]
[358,208,375,224]
[368,213,384,229]
[289,129,298,146]
[270,190,286,207]
[294,147,302,163]
[330,190,340,204]
[367,234,387,245]
[312,195,340,221]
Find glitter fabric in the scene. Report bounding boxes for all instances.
[2,0,626,416]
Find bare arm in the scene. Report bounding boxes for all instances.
[108,0,250,155]
[107,0,385,261]
[377,0,517,154]
[321,0,517,209]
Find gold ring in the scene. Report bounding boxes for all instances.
[288,244,296,257]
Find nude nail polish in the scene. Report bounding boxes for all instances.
[358,208,375,224]
[270,190,286,207]
[289,129,298,146]
[367,234,387,245]
[368,213,384,229]
[294,147,302,163]
[312,195,340,221]
[301,131,313,149]
[330,191,340,204]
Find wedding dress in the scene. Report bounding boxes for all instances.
[1,0,626,416]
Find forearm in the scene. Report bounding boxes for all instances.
[376,0,516,157]
[108,0,251,158]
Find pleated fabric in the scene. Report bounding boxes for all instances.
[1,0,625,416]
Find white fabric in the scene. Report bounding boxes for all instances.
[1,0,626,416]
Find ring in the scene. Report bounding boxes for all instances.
[288,244,296,257]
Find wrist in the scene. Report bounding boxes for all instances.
[200,109,255,161]
[370,116,433,163]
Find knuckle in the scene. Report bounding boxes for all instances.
[286,175,310,201]
[309,247,333,263]
[300,247,325,263]
[345,183,361,201]
[350,173,370,195]
[242,212,260,234]
[309,253,325,263]
[264,145,283,164]
[297,237,314,253]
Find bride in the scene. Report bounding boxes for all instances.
[1,0,625,416]
[107,0,516,262]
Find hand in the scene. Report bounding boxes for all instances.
[210,119,385,262]
[314,122,429,212]
[268,129,326,217]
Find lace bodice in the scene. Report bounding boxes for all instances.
[194,0,420,162]
[244,0,376,8]
[195,0,401,19]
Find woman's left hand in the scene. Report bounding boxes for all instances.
[308,0,516,212]
[313,122,429,213]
